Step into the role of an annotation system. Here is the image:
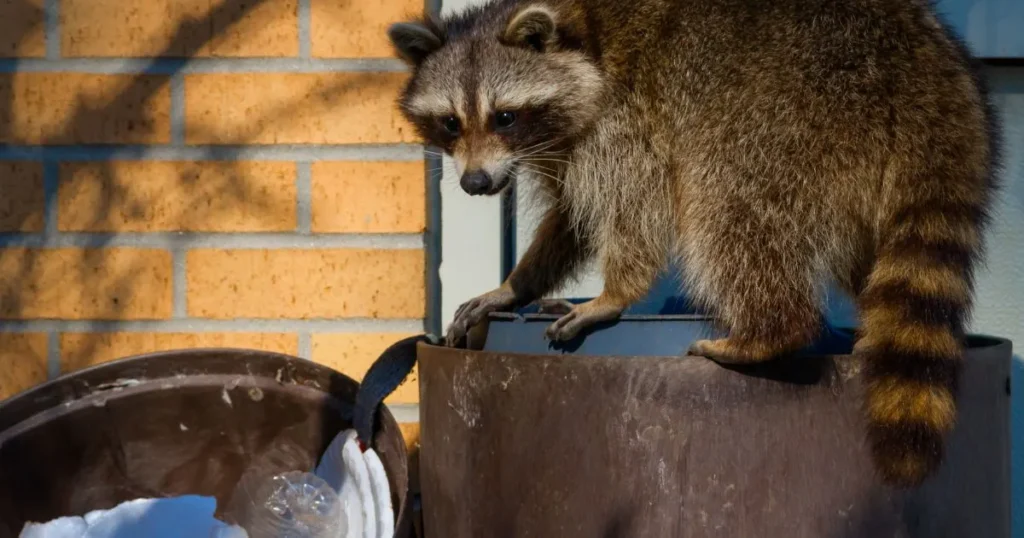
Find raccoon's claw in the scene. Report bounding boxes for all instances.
[544,299,624,342]
[445,287,518,347]
[533,298,576,316]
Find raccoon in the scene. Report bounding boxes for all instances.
[388,0,1000,488]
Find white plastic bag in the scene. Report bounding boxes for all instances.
[314,429,395,538]
[19,496,247,538]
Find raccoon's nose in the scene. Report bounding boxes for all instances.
[460,170,493,195]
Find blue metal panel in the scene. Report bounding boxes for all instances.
[937,0,1024,58]
[518,263,860,328]
[482,310,859,357]
[501,262,860,356]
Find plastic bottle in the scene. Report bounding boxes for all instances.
[231,471,346,538]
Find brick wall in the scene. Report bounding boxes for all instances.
[0,0,435,430]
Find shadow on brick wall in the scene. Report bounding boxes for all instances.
[0,0,392,381]
[0,0,42,140]
[0,0,420,517]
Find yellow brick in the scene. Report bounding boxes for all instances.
[0,162,44,232]
[400,421,421,492]
[0,0,45,57]
[0,333,48,400]
[310,0,420,58]
[399,422,420,452]
[61,0,299,57]
[0,248,173,320]
[186,249,425,319]
[60,332,299,373]
[311,333,420,404]
[312,161,425,233]
[184,73,416,145]
[59,161,297,232]
[0,74,171,144]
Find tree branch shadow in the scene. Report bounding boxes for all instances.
[0,0,400,384]
[0,2,432,531]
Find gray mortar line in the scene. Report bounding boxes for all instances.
[43,162,59,238]
[298,333,313,360]
[299,0,312,59]
[296,162,312,234]
[47,332,61,379]
[170,74,186,145]
[44,0,60,59]
[172,250,188,319]
[385,404,421,424]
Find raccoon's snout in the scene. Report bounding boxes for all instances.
[460,170,493,195]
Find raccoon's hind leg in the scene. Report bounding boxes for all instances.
[686,275,821,364]
[683,209,823,364]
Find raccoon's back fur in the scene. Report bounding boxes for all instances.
[389,0,1001,487]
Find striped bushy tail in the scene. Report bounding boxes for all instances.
[850,7,1004,488]
[855,183,990,487]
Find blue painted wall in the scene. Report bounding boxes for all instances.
[937,0,1024,58]
[869,7,1024,528]
[981,68,1024,538]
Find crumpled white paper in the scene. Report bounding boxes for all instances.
[19,429,396,538]
[19,495,247,538]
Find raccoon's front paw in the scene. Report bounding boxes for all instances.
[544,298,624,342]
[445,287,518,347]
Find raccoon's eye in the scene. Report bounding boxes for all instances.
[441,116,461,135]
[495,111,517,129]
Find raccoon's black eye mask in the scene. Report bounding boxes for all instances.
[441,116,460,135]
[434,111,519,138]
[494,111,518,130]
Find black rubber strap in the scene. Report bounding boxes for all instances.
[353,333,439,447]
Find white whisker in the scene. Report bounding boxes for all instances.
[518,163,565,186]
[522,158,576,168]
[514,138,566,156]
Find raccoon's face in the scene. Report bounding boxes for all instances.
[389,4,604,196]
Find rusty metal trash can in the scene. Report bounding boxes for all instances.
[0,349,414,538]
[416,311,1012,537]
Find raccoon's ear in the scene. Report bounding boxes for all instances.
[503,5,558,52]
[388,21,444,67]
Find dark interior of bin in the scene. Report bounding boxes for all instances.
[0,349,409,538]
